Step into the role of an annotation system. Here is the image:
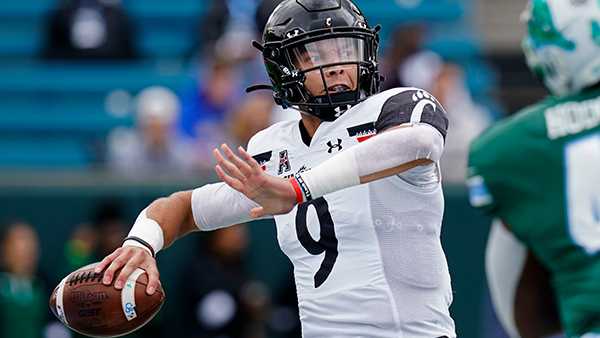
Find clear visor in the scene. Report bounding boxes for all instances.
[290,37,365,96]
[290,37,365,71]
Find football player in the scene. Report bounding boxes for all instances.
[468,1,600,337]
[96,0,456,337]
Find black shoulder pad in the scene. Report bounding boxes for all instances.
[375,89,448,138]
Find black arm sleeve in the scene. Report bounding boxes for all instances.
[375,89,449,138]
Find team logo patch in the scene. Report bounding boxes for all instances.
[327,139,343,153]
[347,122,376,142]
[467,175,493,207]
[252,151,272,171]
[278,150,291,175]
[410,90,437,124]
[379,89,448,137]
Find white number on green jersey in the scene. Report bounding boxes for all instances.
[566,132,600,254]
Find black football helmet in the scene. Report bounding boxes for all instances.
[248,0,382,121]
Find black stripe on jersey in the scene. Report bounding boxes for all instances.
[252,151,273,166]
[347,122,377,137]
[376,89,448,138]
[299,121,312,147]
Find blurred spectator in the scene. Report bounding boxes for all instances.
[91,201,128,258]
[399,50,445,91]
[430,63,492,183]
[228,93,274,146]
[0,222,47,338]
[182,0,285,155]
[181,225,270,338]
[42,0,137,60]
[267,272,301,338]
[408,54,493,183]
[381,25,492,183]
[195,0,260,61]
[381,24,427,90]
[433,64,492,183]
[197,1,231,55]
[62,202,127,274]
[63,223,97,274]
[179,56,240,140]
[108,86,197,176]
[218,0,260,61]
[179,55,242,168]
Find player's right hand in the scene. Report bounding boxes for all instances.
[213,144,297,218]
[94,246,160,295]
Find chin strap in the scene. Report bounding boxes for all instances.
[251,40,265,52]
[245,84,274,93]
[245,85,362,120]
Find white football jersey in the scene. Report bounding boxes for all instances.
[247,88,456,338]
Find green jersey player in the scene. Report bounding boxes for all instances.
[468,0,600,337]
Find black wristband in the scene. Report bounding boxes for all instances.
[294,173,313,202]
[123,236,156,258]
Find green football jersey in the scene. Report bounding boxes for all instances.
[468,86,600,337]
[0,273,46,338]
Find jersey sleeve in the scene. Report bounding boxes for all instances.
[191,183,260,231]
[467,130,503,214]
[191,131,277,231]
[375,88,449,138]
[468,101,556,249]
[467,116,526,217]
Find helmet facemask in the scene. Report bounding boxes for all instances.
[285,36,371,120]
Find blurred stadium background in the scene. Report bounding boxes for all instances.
[0,0,542,337]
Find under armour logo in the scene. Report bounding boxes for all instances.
[334,105,351,117]
[327,139,343,153]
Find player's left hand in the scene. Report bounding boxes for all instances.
[213,144,297,218]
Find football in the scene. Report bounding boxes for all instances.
[49,262,165,337]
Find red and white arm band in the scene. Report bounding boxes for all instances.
[292,124,444,201]
[289,175,306,204]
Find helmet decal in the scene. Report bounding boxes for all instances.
[527,0,575,51]
[592,20,600,46]
[522,0,600,96]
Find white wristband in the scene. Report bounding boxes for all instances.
[122,239,154,256]
[122,208,165,255]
